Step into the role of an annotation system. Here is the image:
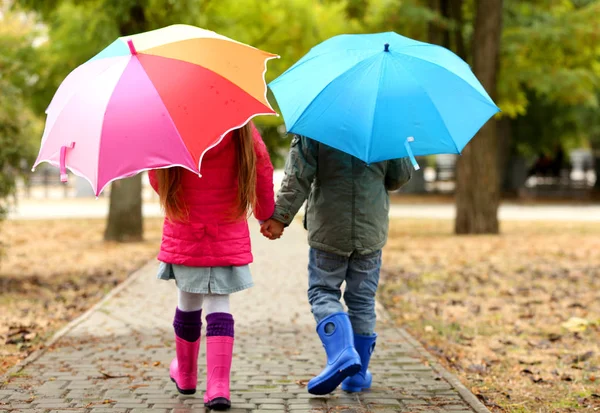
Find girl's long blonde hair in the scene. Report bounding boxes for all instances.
[156,124,257,222]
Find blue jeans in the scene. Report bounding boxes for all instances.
[308,248,382,336]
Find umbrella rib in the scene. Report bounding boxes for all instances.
[95,57,198,195]
[271,49,377,87]
[366,57,386,163]
[391,49,499,112]
[40,57,131,193]
[286,53,380,133]
[389,53,462,155]
[44,57,127,116]
[136,53,276,176]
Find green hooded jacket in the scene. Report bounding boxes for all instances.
[272,135,413,256]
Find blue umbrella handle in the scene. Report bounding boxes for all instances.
[404,137,420,170]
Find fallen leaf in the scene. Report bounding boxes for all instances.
[519,359,542,366]
[548,333,562,342]
[97,371,131,379]
[568,302,586,309]
[295,379,309,387]
[571,351,594,364]
[562,317,590,332]
[467,364,487,375]
[530,376,545,384]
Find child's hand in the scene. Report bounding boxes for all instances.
[261,219,285,240]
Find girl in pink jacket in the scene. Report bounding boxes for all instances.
[149,122,274,410]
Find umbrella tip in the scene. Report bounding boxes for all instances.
[127,39,137,55]
[384,43,390,52]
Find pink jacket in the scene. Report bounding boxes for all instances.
[149,125,275,267]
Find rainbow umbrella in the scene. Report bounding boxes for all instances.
[34,24,277,195]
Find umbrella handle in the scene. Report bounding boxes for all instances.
[60,142,76,182]
[404,137,420,171]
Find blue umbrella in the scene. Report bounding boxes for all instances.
[269,32,500,169]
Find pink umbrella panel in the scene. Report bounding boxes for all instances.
[34,25,277,196]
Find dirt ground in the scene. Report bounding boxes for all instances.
[382,220,600,413]
[0,218,163,375]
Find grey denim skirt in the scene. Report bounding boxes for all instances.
[157,262,253,294]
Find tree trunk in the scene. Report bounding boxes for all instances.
[497,117,513,192]
[104,175,144,242]
[448,0,466,60]
[592,142,600,194]
[454,0,503,234]
[103,5,148,242]
[428,0,451,47]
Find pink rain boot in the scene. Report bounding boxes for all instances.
[170,335,200,395]
[204,336,234,410]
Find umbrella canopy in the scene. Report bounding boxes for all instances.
[34,24,277,195]
[269,32,499,168]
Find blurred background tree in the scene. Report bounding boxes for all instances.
[0,3,42,227]
[374,0,600,233]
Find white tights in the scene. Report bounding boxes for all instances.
[177,289,231,314]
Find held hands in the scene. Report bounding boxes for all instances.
[260,218,285,240]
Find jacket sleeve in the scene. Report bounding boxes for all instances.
[385,158,413,191]
[251,123,275,221]
[272,135,318,226]
[148,170,159,193]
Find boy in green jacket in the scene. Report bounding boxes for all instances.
[261,135,412,395]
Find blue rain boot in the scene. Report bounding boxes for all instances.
[307,312,362,395]
[342,333,377,392]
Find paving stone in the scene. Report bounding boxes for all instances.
[266,392,296,399]
[146,398,180,403]
[9,404,36,409]
[114,402,151,408]
[256,405,286,410]
[147,401,188,408]
[251,410,285,413]
[365,398,401,406]
[48,410,88,413]
[8,394,34,401]
[251,398,285,404]
[130,409,169,413]
[35,403,73,408]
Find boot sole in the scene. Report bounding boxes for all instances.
[342,383,371,392]
[204,397,231,410]
[308,361,361,395]
[342,377,372,393]
[170,377,196,395]
[342,384,364,392]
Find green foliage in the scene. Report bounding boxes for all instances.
[0,7,42,219]
[499,0,600,118]
[512,92,586,157]
[416,0,600,154]
[9,0,600,163]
